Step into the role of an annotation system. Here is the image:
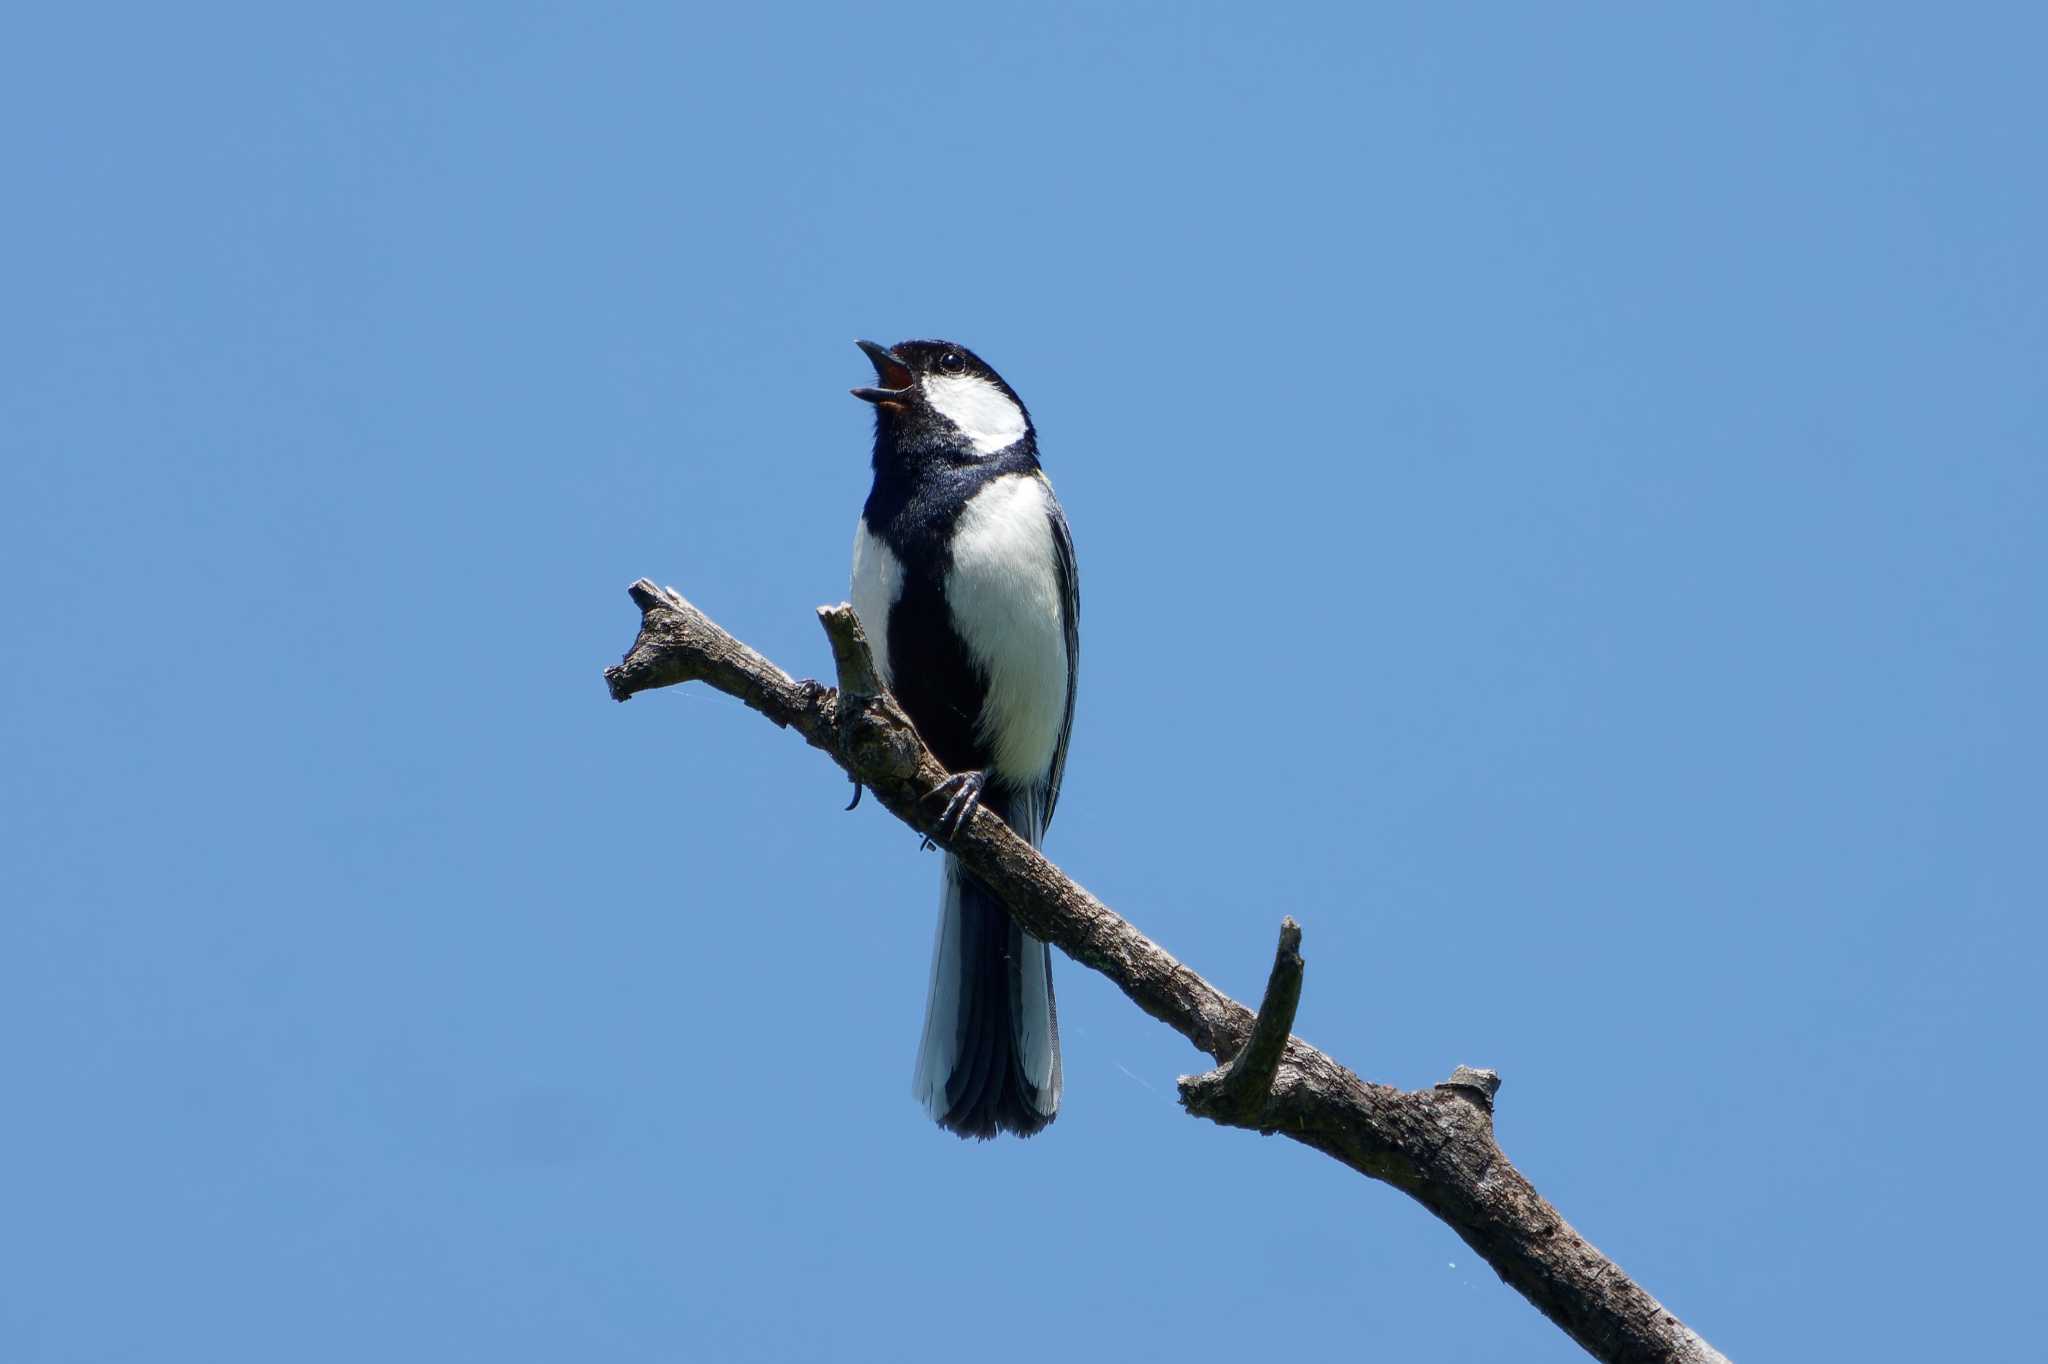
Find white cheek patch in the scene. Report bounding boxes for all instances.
[923,373,1028,456]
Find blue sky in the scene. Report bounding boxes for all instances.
[5,4,2043,1360]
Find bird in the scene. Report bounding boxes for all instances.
[848,338,1078,1139]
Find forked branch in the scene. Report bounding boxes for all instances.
[603,581,1729,1364]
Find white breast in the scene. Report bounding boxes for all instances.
[849,519,904,685]
[944,474,1069,786]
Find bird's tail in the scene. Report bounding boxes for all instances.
[912,794,1061,1139]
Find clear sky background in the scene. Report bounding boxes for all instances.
[5,5,2043,1361]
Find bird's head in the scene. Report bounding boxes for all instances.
[853,339,1033,463]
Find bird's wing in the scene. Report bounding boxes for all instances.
[1041,485,1080,828]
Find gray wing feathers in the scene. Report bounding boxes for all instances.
[1042,496,1080,826]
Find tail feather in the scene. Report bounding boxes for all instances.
[912,793,1062,1138]
[946,875,1003,1122]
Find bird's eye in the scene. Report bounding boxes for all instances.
[938,352,965,374]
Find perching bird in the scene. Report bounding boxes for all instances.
[848,338,1078,1139]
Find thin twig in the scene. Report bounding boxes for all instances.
[1177,918,1305,1127]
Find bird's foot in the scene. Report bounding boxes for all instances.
[924,769,988,844]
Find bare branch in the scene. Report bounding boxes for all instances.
[606,581,817,730]
[1177,917,1304,1127]
[603,584,1731,1364]
[817,602,886,700]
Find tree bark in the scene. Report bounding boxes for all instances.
[604,580,1731,1364]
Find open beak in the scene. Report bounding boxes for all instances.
[852,339,914,405]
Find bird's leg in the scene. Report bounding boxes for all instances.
[924,769,988,843]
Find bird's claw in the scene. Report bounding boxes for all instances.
[924,769,988,844]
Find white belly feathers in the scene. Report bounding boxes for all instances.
[944,473,1069,786]
[849,520,904,685]
[849,472,1069,788]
